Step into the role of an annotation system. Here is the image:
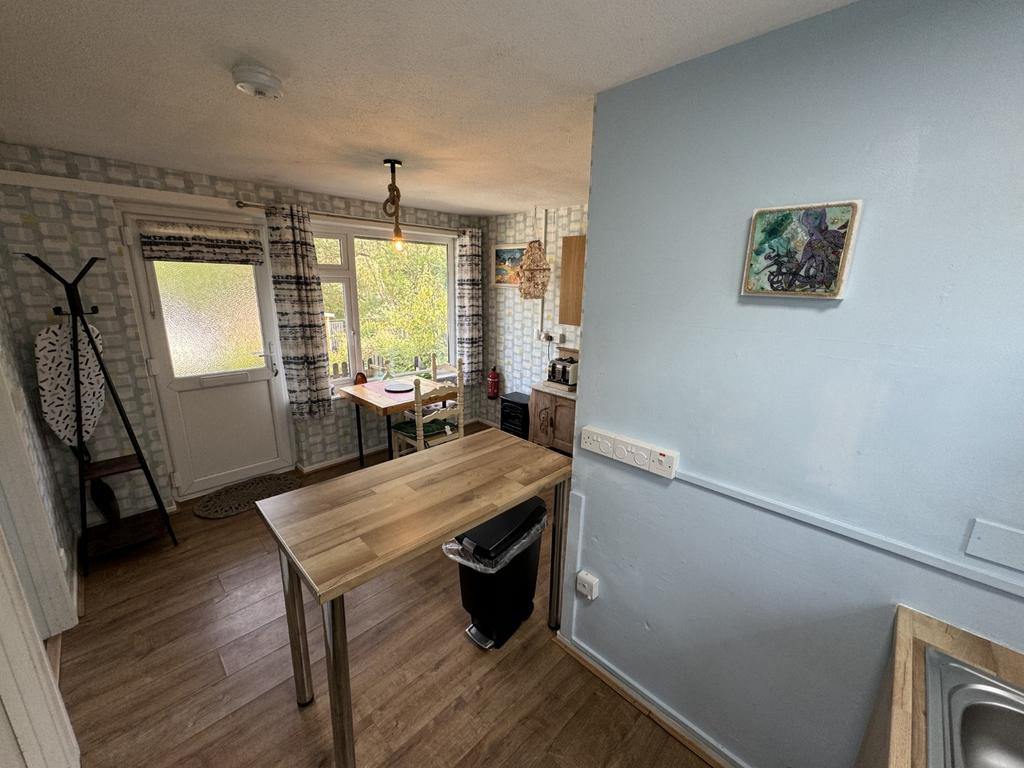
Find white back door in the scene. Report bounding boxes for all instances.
[125,210,293,499]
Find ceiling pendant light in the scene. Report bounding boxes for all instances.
[382,159,404,251]
[518,240,551,299]
[519,208,551,300]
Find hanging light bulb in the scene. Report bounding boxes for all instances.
[382,159,404,251]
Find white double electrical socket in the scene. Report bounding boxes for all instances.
[581,426,614,458]
[579,425,678,479]
[613,437,649,470]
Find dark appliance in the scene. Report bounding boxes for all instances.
[499,391,530,439]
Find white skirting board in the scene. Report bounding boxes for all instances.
[556,634,750,768]
[295,443,389,475]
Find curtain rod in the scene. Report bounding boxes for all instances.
[234,200,461,235]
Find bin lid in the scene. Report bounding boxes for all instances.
[456,496,546,560]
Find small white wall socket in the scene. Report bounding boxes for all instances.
[580,425,678,479]
[576,569,599,600]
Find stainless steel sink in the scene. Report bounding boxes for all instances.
[927,647,1024,767]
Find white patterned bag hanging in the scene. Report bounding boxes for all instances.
[34,323,106,447]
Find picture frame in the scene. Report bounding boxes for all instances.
[492,243,528,286]
[741,201,861,299]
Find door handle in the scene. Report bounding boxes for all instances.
[254,351,279,376]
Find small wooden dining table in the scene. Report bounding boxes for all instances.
[256,428,572,768]
[336,375,451,464]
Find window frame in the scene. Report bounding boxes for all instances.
[312,218,456,390]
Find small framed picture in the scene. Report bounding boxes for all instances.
[493,243,528,286]
[741,201,861,299]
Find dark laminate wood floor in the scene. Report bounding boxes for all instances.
[61,444,710,768]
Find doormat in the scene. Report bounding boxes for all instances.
[194,474,302,519]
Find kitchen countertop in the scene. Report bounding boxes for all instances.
[856,605,1024,768]
[532,381,578,401]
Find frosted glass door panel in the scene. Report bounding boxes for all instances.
[152,262,265,377]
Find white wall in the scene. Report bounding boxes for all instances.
[571,0,1024,765]
[0,298,76,637]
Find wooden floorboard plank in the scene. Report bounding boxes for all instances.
[72,650,226,754]
[453,656,597,768]
[83,531,273,613]
[63,587,288,706]
[523,685,641,768]
[383,623,573,768]
[607,715,713,768]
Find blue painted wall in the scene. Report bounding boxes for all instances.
[572,0,1024,765]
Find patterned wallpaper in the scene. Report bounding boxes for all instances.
[0,180,169,525]
[0,141,585,526]
[477,206,588,424]
[0,142,486,515]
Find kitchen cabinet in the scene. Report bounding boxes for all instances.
[529,386,576,455]
[559,235,586,327]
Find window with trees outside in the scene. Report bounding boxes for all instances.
[313,225,454,391]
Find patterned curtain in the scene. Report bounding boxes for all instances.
[138,221,264,264]
[265,205,332,418]
[456,228,484,383]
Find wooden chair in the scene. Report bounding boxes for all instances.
[430,352,459,383]
[391,359,464,456]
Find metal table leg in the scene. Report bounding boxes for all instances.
[323,596,357,768]
[354,405,365,467]
[279,550,314,706]
[386,414,394,460]
[548,479,569,631]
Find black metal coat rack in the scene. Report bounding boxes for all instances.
[17,253,177,575]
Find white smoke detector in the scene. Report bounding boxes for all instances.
[232,64,283,100]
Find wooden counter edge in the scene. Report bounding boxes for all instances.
[856,604,1024,768]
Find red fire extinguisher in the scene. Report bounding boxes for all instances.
[487,366,500,400]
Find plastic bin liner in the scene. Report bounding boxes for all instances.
[442,515,547,574]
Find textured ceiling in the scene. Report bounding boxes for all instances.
[0,0,853,214]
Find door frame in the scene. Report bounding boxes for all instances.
[118,203,295,499]
[0,522,79,768]
[0,355,77,638]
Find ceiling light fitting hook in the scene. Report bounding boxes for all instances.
[382,159,404,248]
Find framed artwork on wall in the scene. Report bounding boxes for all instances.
[741,201,861,299]
[492,243,528,286]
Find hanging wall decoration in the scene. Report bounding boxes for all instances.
[517,239,551,300]
[741,201,860,299]
[492,243,527,286]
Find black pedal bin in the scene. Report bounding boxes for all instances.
[450,498,546,649]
